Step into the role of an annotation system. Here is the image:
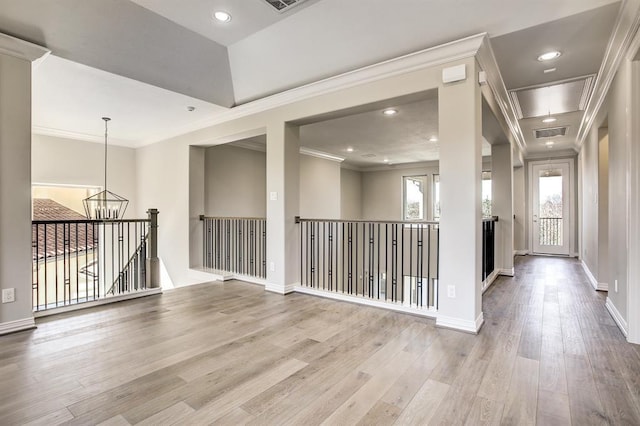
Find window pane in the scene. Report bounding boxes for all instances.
[404,176,426,220]
[538,169,563,246]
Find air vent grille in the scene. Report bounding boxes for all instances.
[263,0,308,12]
[535,127,567,139]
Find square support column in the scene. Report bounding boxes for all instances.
[491,143,514,276]
[0,34,49,334]
[265,122,300,294]
[436,59,484,333]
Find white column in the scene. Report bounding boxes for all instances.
[491,143,514,276]
[0,34,49,334]
[436,59,484,333]
[265,122,300,294]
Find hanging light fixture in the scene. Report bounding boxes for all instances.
[83,117,129,220]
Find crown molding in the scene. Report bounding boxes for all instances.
[0,32,50,62]
[32,125,135,147]
[299,147,344,162]
[476,36,527,155]
[576,0,640,150]
[151,33,486,147]
[523,149,577,160]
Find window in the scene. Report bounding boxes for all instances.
[403,175,427,220]
[482,171,492,217]
[433,174,440,220]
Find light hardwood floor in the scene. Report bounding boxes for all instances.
[1,255,639,425]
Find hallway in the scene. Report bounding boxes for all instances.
[0,256,638,425]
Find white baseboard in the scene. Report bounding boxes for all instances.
[34,288,162,318]
[293,285,437,319]
[0,317,36,335]
[514,250,529,256]
[265,282,296,295]
[482,270,499,293]
[499,268,515,277]
[606,297,628,337]
[436,312,484,334]
[580,260,608,291]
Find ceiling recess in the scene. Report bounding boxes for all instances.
[535,126,568,139]
[263,0,308,12]
[509,75,595,119]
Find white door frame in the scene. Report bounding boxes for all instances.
[528,158,576,256]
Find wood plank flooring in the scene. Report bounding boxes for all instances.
[1,255,639,425]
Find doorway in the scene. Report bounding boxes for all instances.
[531,161,571,255]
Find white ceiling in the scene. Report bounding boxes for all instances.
[13,0,622,158]
[129,0,319,46]
[32,55,228,147]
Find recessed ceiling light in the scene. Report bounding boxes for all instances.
[543,68,557,74]
[187,106,195,112]
[383,158,389,163]
[213,11,232,22]
[429,136,438,142]
[382,108,398,116]
[545,141,555,146]
[542,117,557,123]
[537,51,561,61]
[346,147,354,152]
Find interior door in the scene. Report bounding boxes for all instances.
[532,162,570,255]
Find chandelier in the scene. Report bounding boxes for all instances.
[83,117,129,220]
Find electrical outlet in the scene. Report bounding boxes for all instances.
[269,262,275,272]
[2,288,15,303]
[447,285,456,298]
[615,279,618,293]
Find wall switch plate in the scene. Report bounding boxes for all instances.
[615,279,618,293]
[447,285,456,298]
[269,262,275,272]
[2,288,15,303]
[269,192,278,201]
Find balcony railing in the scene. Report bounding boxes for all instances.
[32,210,158,312]
[482,216,498,282]
[539,217,562,246]
[200,216,267,279]
[298,219,439,310]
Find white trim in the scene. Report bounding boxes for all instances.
[0,32,50,62]
[151,34,486,148]
[576,1,640,149]
[265,282,296,295]
[33,288,162,318]
[581,260,601,291]
[0,317,36,335]
[606,297,629,337]
[299,147,345,163]
[436,312,484,334]
[514,250,529,256]
[32,126,136,147]
[294,285,437,319]
[499,268,515,277]
[523,150,578,160]
[528,159,575,256]
[482,269,500,293]
[476,37,527,154]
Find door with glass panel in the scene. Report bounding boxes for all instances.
[532,163,570,255]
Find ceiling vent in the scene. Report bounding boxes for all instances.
[262,0,308,12]
[535,127,568,139]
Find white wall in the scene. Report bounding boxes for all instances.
[32,134,138,217]
[204,144,266,218]
[598,131,609,288]
[300,155,341,219]
[340,168,362,220]
[513,166,526,253]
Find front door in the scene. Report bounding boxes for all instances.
[532,162,570,255]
